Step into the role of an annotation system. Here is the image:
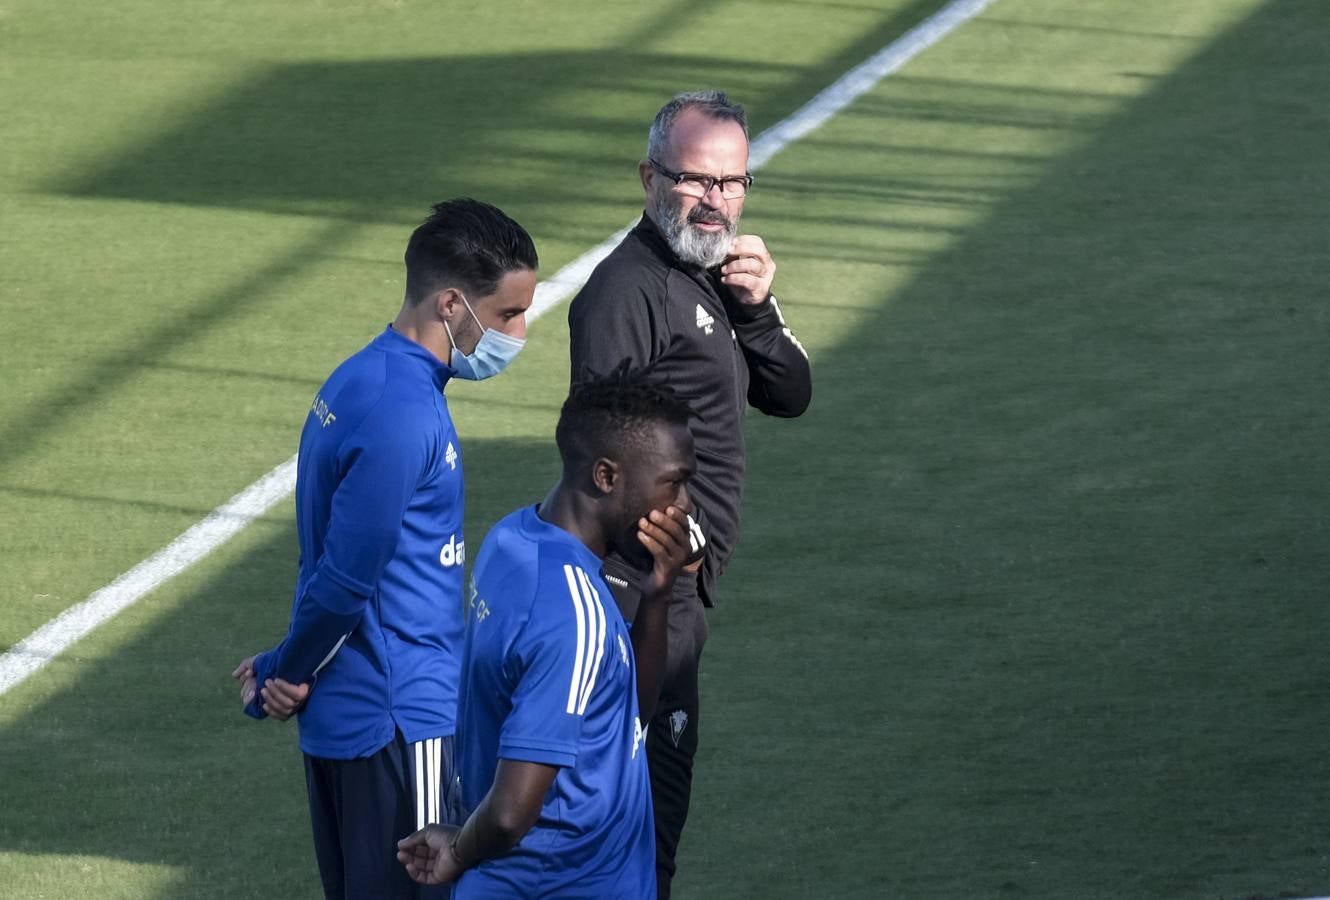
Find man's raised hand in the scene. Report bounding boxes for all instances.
[719,235,776,306]
[637,505,691,602]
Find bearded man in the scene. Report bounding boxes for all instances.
[566,90,812,899]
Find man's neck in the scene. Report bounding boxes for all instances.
[392,304,452,365]
[538,483,607,559]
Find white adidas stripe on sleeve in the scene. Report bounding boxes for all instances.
[562,564,608,716]
[575,568,607,715]
[563,565,589,715]
[769,295,809,360]
[687,514,706,555]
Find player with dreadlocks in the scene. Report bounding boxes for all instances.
[397,369,696,898]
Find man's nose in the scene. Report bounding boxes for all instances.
[700,181,726,206]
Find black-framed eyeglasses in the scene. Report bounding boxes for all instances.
[649,159,753,199]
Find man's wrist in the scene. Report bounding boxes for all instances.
[730,291,775,319]
[639,577,677,607]
[447,831,472,872]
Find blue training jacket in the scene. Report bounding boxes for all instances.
[246,326,466,759]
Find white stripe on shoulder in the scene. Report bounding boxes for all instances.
[562,565,589,715]
[575,568,608,715]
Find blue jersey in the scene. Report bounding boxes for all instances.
[247,326,467,759]
[456,506,654,899]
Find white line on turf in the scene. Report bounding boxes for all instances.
[0,0,996,697]
[0,458,299,693]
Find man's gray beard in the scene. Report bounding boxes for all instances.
[657,203,738,269]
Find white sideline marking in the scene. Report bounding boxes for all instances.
[748,0,995,169]
[528,225,635,321]
[0,0,995,697]
[0,458,299,693]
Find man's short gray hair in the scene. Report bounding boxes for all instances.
[646,90,748,163]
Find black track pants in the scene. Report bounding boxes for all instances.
[606,563,710,900]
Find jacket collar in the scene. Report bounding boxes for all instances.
[373,325,454,390]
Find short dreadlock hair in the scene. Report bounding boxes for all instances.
[557,366,692,469]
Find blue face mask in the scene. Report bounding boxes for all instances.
[445,293,525,381]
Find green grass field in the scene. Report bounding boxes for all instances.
[3,0,1328,897]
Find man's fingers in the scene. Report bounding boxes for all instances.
[261,697,296,717]
[398,824,451,849]
[399,852,434,885]
[261,689,297,718]
[650,505,690,534]
[636,530,664,556]
[397,828,432,850]
[721,256,766,276]
[266,678,310,704]
[260,689,290,715]
[720,273,763,291]
[636,525,681,559]
[638,509,689,560]
[642,510,688,547]
[261,694,291,713]
[261,679,309,715]
[723,235,775,304]
[727,234,769,258]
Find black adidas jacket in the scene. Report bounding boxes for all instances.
[567,214,812,606]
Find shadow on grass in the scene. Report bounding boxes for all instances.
[1,0,949,474]
[702,0,1330,897]
[0,436,559,899]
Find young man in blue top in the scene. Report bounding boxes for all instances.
[396,372,697,898]
[232,198,538,900]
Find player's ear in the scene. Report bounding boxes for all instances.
[435,287,464,323]
[591,457,619,496]
[639,160,653,192]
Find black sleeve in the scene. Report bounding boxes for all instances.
[568,267,668,382]
[728,294,812,417]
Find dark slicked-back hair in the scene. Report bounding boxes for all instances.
[403,198,538,305]
[646,89,748,163]
[558,366,692,471]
